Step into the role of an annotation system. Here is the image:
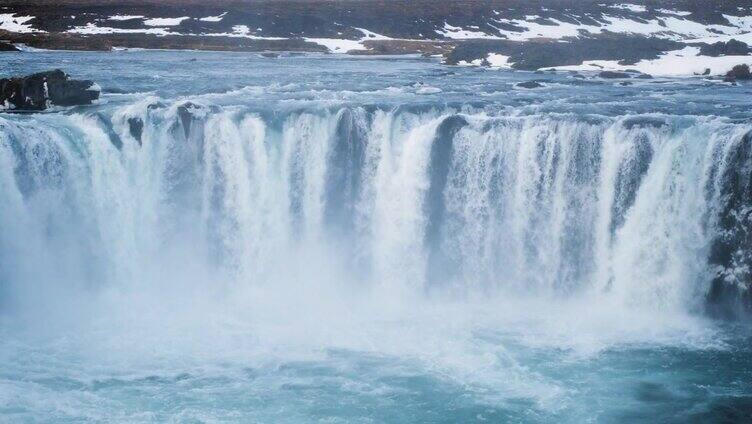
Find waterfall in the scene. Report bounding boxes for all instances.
[1,100,750,319]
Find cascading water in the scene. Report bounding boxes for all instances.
[1,100,750,316]
[2,52,752,423]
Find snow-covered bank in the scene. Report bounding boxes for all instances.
[552,47,752,77]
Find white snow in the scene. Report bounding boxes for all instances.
[305,38,366,52]
[656,9,691,17]
[143,17,189,27]
[232,25,250,36]
[486,53,511,68]
[612,4,647,13]
[552,46,752,77]
[484,14,750,42]
[200,25,285,40]
[0,13,37,33]
[200,13,227,23]
[438,23,499,39]
[306,28,391,53]
[108,15,144,21]
[355,27,390,40]
[68,23,172,36]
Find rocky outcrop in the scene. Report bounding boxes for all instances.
[599,71,631,79]
[0,69,99,111]
[444,36,683,71]
[0,41,18,51]
[707,130,752,319]
[724,64,751,82]
[699,39,751,57]
[516,81,543,89]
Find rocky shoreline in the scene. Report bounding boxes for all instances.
[1,0,751,77]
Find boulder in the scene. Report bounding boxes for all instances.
[598,70,631,79]
[724,64,751,82]
[516,81,543,89]
[0,41,18,51]
[699,39,751,57]
[0,69,99,111]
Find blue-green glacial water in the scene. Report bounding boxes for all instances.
[1,51,751,423]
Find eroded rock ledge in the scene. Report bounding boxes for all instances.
[0,69,100,111]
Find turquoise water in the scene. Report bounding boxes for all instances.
[1,51,751,423]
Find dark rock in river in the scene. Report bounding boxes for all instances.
[599,71,632,79]
[724,64,751,82]
[635,73,654,79]
[0,69,99,111]
[699,39,751,57]
[128,117,144,145]
[516,81,543,89]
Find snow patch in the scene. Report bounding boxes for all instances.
[143,17,189,27]
[355,27,391,40]
[68,23,172,36]
[612,4,647,13]
[305,38,366,52]
[487,53,511,68]
[656,9,692,17]
[200,13,227,23]
[552,46,752,77]
[0,13,38,33]
[108,15,144,21]
[439,23,500,39]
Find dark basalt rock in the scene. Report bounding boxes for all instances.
[0,69,99,111]
[699,39,751,57]
[707,130,752,320]
[635,73,654,79]
[128,117,144,145]
[0,41,19,51]
[176,102,204,138]
[599,71,632,79]
[724,64,751,82]
[516,81,543,89]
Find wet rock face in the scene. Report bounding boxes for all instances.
[0,69,99,111]
[707,130,752,320]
